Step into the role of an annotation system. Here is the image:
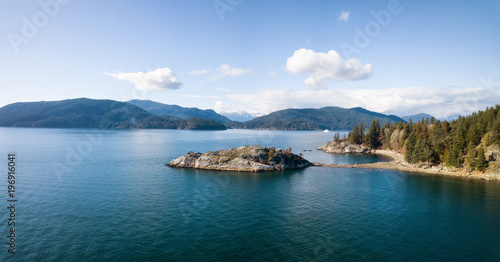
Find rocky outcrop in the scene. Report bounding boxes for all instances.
[485,144,500,162]
[317,141,372,154]
[167,145,312,172]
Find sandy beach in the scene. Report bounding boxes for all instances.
[314,149,500,181]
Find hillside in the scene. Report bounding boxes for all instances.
[402,113,435,122]
[128,99,231,123]
[225,107,406,130]
[0,98,226,130]
[339,105,500,177]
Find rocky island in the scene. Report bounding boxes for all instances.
[167,145,312,172]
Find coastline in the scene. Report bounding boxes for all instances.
[314,149,500,181]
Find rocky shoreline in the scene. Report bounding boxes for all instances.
[167,145,312,172]
[318,142,500,181]
[166,143,500,181]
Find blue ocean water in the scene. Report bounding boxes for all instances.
[0,128,499,261]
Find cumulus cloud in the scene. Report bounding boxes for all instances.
[214,100,238,113]
[268,70,277,77]
[338,11,351,21]
[228,86,500,118]
[106,67,182,90]
[210,64,251,81]
[285,49,372,88]
[189,69,210,75]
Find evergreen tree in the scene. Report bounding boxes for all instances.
[446,145,462,168]
[349,126,362,144]
[358,122,365,144]
[476,146,488,171]
[405,131,417,163]
[333,132,340,143]
[466,143,477,170]
[365,120,381,149]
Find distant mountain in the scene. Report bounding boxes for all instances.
[128,99,231,123]
[443,113,460,122]
[221,111,258,122]
[225,106,406,130]
[402,113,435,122]
[0,98,226,130]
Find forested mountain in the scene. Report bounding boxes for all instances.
[0,98,226,130]
[128,99,231,123]
[344,105,500,170]
[225,107,406,130]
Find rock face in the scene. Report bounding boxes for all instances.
[317,141,372,154]
[167,145,312,172]
[485,144,500,162]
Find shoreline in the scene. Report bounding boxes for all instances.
[315,149,500,181]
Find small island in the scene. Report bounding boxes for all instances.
[167,145,312,172]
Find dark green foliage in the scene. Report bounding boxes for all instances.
[224,106,405,130]
[128,99,231,123]
[346,105,500,169]
[446,144,463,168]
[365,120,381,149]
[349,126,363,144]
[476,146,488,171]
[181,117,227,130]
[405,130,416,162]
[466,143,478,169]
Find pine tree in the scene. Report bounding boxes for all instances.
[365,120,381,149]
[466,143,477,170]
[446,145,462,168]
[333,132,340,143]
[476,146,488,171]
[349,126,362,145]
[405,131,417,163]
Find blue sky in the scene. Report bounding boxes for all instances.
[1,0,499,118]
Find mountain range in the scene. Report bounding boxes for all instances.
[0,98,415,130]
[402,113,435,122]
[220,111,259,122]
[225,106,406,130]
[128,99,231,123]
[0,98,226,130]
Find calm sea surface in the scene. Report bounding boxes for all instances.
[0,128,499,261]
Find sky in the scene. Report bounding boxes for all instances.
[1,0,500,119]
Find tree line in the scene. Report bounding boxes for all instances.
[336,105,500,171]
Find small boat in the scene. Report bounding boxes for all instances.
[323,129,330,133]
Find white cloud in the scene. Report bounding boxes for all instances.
[285,49,372,88]
[106,67,181,90]
[214,100,238,113]
[227,86,500,118]
[268,70,277,77]
[338,11,351,21]
[189,69,210,75]
[216,88,232,92]
[210,64,251,81]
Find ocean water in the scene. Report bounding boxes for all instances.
[0,128,499,261]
